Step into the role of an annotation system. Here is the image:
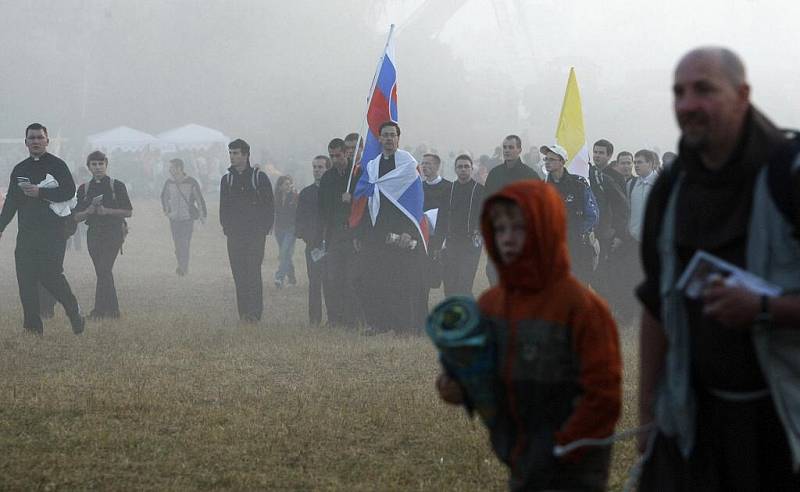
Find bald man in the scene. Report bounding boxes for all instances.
[636,47,800,489]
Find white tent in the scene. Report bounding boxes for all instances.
[87,126,161,152]
[157,124,229,150]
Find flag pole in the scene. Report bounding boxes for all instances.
[346,24,396,191]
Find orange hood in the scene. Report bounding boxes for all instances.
[481,180,571,291]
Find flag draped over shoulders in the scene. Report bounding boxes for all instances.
[353,150,429,251]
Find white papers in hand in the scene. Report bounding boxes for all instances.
[676,250,782,299]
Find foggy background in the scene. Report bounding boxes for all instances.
[2,0,799,174]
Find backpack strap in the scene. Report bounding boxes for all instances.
[766,129,800,236]
[81,178,117,203]
[252,166,261,192]
[110,178,117,203]
[627,176,638,201]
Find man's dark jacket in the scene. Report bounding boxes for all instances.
[219,165,274,237]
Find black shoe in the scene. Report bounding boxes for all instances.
[69,313,85,335]
[24,326,44,336]
[288,275,297,286]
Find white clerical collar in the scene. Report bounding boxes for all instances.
[425,176,442,185]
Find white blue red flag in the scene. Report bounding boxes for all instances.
[353,150,430,250]
[348,26,430,250]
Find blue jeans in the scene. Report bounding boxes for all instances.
[274,229,296,282]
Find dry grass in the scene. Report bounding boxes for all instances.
[0,199,639,491]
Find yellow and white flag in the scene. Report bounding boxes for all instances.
[556,68,590,179]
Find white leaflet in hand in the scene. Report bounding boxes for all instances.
[676,250,782,299]
[38,174,78,217]
[310,247,326,263]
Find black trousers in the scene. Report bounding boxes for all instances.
[596,239,639,323]
[567,233,595,286]
[360,242,425,333]
[227,233,266,321]
[304,243,324,325]
[170,219,194,273]
[442,239,481,297]
[15,230,80,333]
[39,283,56,317]
[323,241,361,326]
[87,226,124,317]
[640,390,800,491]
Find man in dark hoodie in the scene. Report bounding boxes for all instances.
[219,139,274,323]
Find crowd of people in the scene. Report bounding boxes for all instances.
[2,46,800,491]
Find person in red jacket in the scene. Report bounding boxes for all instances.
[436,179,622,491]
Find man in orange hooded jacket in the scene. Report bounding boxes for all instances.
[437,180,622,491]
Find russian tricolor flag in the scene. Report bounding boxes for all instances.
[348,26,430,250]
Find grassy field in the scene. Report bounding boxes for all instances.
[0,199,639,491]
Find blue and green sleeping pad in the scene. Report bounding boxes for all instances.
[426,296,496,428]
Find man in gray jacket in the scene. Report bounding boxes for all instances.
[161,158,207,276]
[637,47,800,490]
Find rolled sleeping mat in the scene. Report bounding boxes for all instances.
[426,296,497,428]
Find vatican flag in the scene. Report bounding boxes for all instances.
[556,68,590,178]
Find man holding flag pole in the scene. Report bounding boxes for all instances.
[347,26,429,334]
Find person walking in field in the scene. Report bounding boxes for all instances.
[220,138,274,323]
[161,158,207,276]
[0,123,85,335]
[436,180,621,491]
[72,150,133,319]
[273,175,298,289]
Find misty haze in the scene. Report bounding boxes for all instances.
[2,1,800,490]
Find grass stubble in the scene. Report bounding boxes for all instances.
[0,200,638,491]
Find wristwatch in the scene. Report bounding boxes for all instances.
[755,295,772,324]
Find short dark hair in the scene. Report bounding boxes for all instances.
[313,155,332,168]
[169,158,185,170]
[25,123,48,138]
[504,134,522,149]
[378,121,400,136]
[617,151,633,161]
[228,138,250,156]
[662,151,677,164]
[635,149,656,164]
[593,139,614,156]
[454,154,473,165]
[422,153,441,166]
[86,150,107,165]
[328,138,345,151]
[344,133,359,143]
